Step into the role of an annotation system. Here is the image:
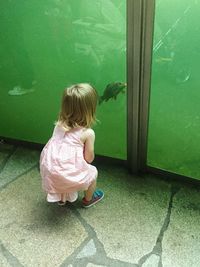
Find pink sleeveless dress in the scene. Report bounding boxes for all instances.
[40,125,97,202]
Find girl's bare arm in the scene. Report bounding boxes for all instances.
[81,129,95,163]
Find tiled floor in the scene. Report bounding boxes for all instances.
[0,142,200,267]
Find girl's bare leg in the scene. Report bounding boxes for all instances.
[84,180,96,201]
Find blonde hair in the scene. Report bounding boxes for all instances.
[58,83,98,130]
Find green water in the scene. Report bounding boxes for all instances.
[0,1,126,159]
[148,0,200,179]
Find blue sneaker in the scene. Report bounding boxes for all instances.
[82,190,104,208]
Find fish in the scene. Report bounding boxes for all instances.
[99,82,127,105]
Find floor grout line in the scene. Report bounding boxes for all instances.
[0,240,24,267]
[0,164,38,191]
[0,146,17,174]
[60,206,137,267]
[137,184,181,267]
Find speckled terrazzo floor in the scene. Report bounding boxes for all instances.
[0,142,200,267]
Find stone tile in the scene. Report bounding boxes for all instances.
[78,166,171,264]
[87,263,105,267]
[0,168,87,267]
[162,186,200,267]
[0,147,40,189]
[0,253,11,267]
[77,239,96,259]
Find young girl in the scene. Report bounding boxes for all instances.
[40,83,104,208]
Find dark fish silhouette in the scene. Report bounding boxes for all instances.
[99,82,127,105]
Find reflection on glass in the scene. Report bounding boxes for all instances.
[0,1,35,95]
[0,0,126,159]
[148,0,200,179]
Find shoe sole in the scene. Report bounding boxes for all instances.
[82,194,104,208]
[57,201,67,206]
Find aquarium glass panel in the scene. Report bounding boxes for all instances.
[0,1,126,159]
[147,0,200,179]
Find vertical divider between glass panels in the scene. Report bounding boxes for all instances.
[127,0,155,173]
[127,0,142,173]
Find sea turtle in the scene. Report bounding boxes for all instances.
[99,82,127,105]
